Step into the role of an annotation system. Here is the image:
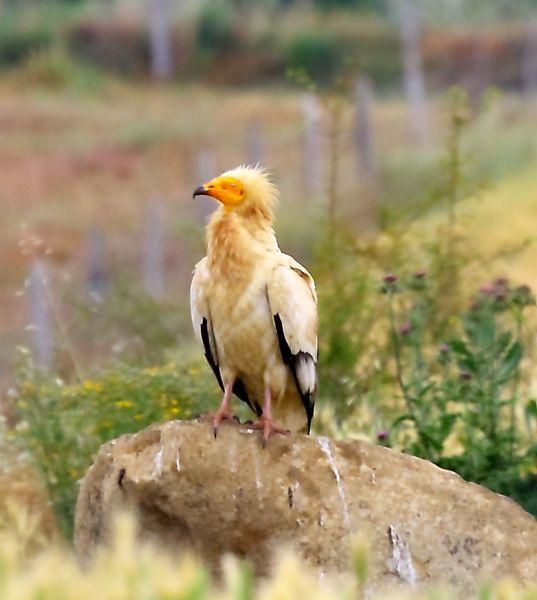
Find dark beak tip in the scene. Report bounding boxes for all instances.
[193,186,207,199]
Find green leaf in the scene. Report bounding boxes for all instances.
[438,413,459,439]
[391,414,416,428]
[449,339,470,356]
[497,341,522,381]
[526,399,537,420]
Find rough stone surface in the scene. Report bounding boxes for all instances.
[75,420,537,594]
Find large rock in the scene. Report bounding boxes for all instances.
[75,420,537,594]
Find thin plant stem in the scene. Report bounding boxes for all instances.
[35,265,84,383]
[387,291,412,415]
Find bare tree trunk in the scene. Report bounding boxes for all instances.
[354,77,375,179]
[354,77,378,230]
[464,40,492,111]
[28,261,53,369]
[245,120,264,166]
[149,0,173,80]
[396,0,428,143]
[142,202,165,298]
[522,19,537,95]
[87,225,107,300]
[300,93,323,195]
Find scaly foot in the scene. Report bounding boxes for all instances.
[248,415,290,446]
[212,407,240,439]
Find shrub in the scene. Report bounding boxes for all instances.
[0,27,53,69]
[195,2,238,56]
[382,273,537,514]
[313,86,537,514]
[11,353,215,538]
[66,19,148,77]
[6,44,103,91]
[286,31,342,85]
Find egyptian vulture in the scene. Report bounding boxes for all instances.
[190,165,318,441]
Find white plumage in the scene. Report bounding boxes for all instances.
[190,166,318,438]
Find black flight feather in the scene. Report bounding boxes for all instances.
[200,317,258,416]
[273,313,315,433]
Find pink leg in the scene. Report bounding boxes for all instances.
[213,380,239,438]
[250,387,290,446]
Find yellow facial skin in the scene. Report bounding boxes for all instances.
[193,176,245,209]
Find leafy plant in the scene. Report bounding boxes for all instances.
[11,352,215,538]
[383,273,537,513]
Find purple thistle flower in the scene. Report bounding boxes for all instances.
[398,321,412,335]
[377,430,389,441]
[383,273,397,283]
[414,270,427,279]
[479,283,495,294]
[493,277,508,288]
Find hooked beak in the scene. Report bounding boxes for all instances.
[193,185,210,199]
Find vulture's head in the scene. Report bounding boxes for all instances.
[193,165,278,219]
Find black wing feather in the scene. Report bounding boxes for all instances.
[200,317,224,392]
[273,313,315,433]
[200,318,259,416]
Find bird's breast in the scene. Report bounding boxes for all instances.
[208,270,278,375]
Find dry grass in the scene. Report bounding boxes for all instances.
[0,510,535,600]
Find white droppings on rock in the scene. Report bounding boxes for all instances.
[229,441,237,474]
[154,447,163,476]
[253,455,263,505]
[388,525,417,585]
[175,451,181,472]
[289,444,301,508]
[317,437,351,531]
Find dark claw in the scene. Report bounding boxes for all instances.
[213,426,218,439]
[245,420,254,426]
[233,415,241,423]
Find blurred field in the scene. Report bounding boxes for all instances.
[1,69,536,382]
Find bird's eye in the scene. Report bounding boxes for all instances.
[231,183,237,188]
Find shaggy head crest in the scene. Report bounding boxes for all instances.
[193,164,278,220]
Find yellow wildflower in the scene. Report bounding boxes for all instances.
[83,380,103,392]
[142,366,162,376]
[115,400,134,409]
[165,407,181,418]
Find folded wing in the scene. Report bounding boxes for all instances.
[267,256,318,432]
